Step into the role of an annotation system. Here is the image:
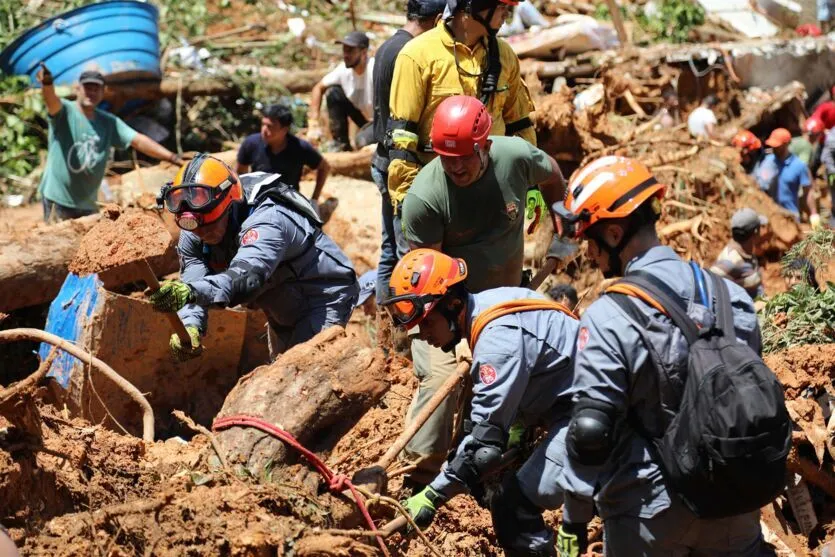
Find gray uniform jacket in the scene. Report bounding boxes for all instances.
[559,245,761,523]
[177,173,359,334]
[430,287,579,497]
[822,127,835,176]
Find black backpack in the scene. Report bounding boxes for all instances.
[606,267,791,519]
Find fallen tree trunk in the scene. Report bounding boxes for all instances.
[215,327,389,475]
[0,214,100,312]
[219,65,328,94]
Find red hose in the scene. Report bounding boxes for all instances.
[212,414,390,557]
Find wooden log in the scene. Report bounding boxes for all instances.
[219,65,328,94]
[0,214,100,313]
[215,327,389,475]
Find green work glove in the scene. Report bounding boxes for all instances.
[148,280,194,313]
[508,422,526,450]
[403,486,446,532]
[557,522,588,557]
[169,326,203,362]
[526,189,547,234]
[828,173,835,188]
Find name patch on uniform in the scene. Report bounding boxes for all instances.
[241,229,259,246]
[577,327,590,350]
[479,364,497,385]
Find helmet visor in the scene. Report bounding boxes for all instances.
[382,293,440,329]
[164,185,217,213]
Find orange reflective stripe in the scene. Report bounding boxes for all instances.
[605,284,668,315]
[469,299,578,348]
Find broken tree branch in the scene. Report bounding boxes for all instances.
[0,329,154,442]
[0,346,58,405]
[172,410,229,471]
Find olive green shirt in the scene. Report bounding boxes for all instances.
[402,135,553,292]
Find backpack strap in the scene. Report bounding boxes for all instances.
[607,272,701,345]
[706,270,736,338]
[469,299,577,348]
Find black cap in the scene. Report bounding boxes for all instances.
[335,31,369,49]
[408,0,447,17]
[78,70,105,85]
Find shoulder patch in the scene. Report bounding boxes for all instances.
[479,364,497,385]
[577,327,590,351]
[241,229,259,246]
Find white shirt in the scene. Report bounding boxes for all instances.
[321,57,375,120]
[687,106,718,138]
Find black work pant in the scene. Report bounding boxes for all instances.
[325,85,374,150]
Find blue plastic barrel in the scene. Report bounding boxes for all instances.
[0,1,160,86]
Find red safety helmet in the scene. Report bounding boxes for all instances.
[431,95,493,157]
[731,130,762,153]
[806,117,825,135]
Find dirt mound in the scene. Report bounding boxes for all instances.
[68,208,173,276]
[765,344,835,400]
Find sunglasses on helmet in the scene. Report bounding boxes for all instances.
[381,292,443,328]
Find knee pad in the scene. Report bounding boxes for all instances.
[567,398,617,466]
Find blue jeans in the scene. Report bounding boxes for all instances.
[371,165,409,303]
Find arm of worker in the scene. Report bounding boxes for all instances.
[176,232,211,333]
[429,329,528,499]
[130,133,181,164]
[186,208,289,308]
[501,43,537,146]
[236,136,254,175]
[387,52,426,209]
[308,66,342,138]
[311,157,330,202]
[303,140,328,202]
[535,153,567,233]
[560,299,646,524]
[709,250,762,299]
[401,189,443,251]
[36,63,62,116]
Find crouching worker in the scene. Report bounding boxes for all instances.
[151,154,359,360]
[383,249,580,557]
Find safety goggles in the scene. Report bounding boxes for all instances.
[381,292,443,328]
[551,201,590,239]
[158,175,236,213]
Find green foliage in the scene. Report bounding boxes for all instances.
[596,0,706,44]
[0,0,93,50]
[761,228,835,354]
[0,76,48,194]
[760,283,835,354]
[639,0,705,43]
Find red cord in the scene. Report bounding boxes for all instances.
[212,414,391,557]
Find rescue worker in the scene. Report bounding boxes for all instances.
[386,0,536,215]
[553,156,772,556]
[731,129,764,175]
[372,0,447,303]
[710,208,767,300]
[399,96,566,488]
[150,154,359,360]
[383,249,578,557]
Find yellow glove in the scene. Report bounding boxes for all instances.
[170,326,203,362]
[810,213,823,230]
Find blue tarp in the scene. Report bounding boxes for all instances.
[39,273,102,389]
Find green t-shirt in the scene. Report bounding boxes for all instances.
[789,136,813,166]
[402,136,553,292]
[39,99,137,211]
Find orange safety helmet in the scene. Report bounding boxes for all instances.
[383,249,468,329]
[160,154,243,231]
[553,156,666,240]
[731,130,762,153]
[431,96,493,157]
